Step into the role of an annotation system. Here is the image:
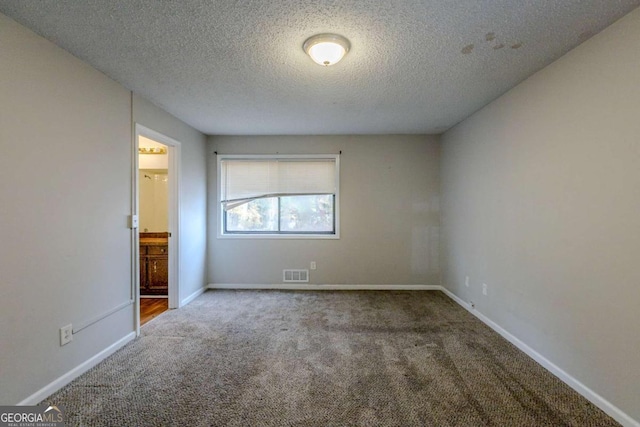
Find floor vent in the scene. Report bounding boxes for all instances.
[283,269,309,283]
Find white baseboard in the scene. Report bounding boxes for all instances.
[17,332,136,406]
[439,286,639,427]
[208,283,442,291]
[180,286,206,306]
[140,295,168,299]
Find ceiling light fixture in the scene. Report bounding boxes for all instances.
[139,147,167,155]
[303,33,350,66]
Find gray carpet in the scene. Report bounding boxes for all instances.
[42,290,619,426]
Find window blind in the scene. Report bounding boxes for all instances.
[221,158,336,210]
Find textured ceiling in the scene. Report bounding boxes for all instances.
[1,1,638,135]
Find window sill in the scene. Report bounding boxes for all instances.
[217,233,340,240]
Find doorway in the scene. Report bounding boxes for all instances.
[134,125,181,334]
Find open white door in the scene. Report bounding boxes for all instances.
[134,124,181,335]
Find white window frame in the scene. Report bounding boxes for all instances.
[217,154,340,239]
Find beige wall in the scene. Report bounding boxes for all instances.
[138,135,169,169]
[440,9,640,423]
[0,13,207,404]
[208,135,440,286]
[139,170,168,232]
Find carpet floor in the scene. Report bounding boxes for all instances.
[42,290,619,426]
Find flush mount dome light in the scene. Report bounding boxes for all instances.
[303,33,350,66]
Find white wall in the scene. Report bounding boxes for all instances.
[208,135,440,286]
[440,9,640,424]
[0,13,207,404]
[0,13,133,404]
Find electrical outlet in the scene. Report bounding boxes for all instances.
[60,324,73,346]
[482,283,488,296]
[310,261,316,270]
[465,276,469,287]
[469,301,475,309]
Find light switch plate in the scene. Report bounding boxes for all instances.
[60,324,73,346]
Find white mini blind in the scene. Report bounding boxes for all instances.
[221,158,336,210]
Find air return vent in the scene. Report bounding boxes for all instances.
[283,269,309,283]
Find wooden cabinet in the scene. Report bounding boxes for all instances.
[140,233,169,296]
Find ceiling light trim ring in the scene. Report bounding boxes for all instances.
[303,33,351,66]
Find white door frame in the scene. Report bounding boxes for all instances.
[134,124,181,335]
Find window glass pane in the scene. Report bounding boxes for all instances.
[280,195,334,233]
[225,197,278,232]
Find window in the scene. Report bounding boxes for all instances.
[218,155,339,238]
